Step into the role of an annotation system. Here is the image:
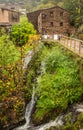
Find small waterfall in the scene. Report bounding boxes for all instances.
[14,87,35,130]
[13,86,64,130]
[33,115,63,130]
[23,50,33,69]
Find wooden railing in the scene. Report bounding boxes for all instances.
[42,35,83,58]
[60,35,83,58]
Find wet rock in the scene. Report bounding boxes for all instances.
[3,116,25,130]
[74,104,83,112]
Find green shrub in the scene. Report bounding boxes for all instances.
[33,44,82,122]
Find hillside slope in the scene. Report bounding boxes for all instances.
[0,0,61,11]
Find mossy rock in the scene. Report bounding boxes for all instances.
[62,124,78,130]
[75,113,83,128]
[77,112,83,122]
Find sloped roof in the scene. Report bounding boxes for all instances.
[0,7,19,13]
[27,5,70,14]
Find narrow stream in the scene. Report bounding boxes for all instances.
[12,86,83,130]
[13,46,83,130]
[13,86,64,130]
[33,115,63,130]
[14,87,35,130]
[14,50,64,130]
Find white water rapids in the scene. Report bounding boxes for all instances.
[13,50,64,130]
[13,86,64,130]
[13,46,83,130]
[13,51,83,130]
[14,87,35,130]
[33,116,63,130]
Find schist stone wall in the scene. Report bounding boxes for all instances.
[0,8,9,23]
[0,8,20,32]
[27,5,74,35]
[27,10,42,31]
[0,8,19,24]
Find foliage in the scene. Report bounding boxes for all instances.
[79,34,83,40]
[0,34,25,127]
[11,18,36,47]
[75,112,83,128]
[24,43,45,100]
[32,43,82,122]
[63,0,83,29]
[0,16,39,128]
[0,35,20,66]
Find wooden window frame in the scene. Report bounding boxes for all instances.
[60,22,63,26]
[60,12,63,16]
[50,22,54,27]
[50,11,53,16]
[42,14,47,19]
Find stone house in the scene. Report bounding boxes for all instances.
[0,7,20,32]
[27,5,74,35]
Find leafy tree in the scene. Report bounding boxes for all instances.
[11,17,36,62]
[0,34,25,127]
[0,35,20,66]
[11,17,36,47]
[63,0,83,28]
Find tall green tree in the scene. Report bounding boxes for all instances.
[0,34,25,128]
[11,17,36,47]
[63,0,83,28]
[0,35,20,66]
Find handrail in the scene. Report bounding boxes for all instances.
[62,35,83,43]
[42,34,83,58]
[60,35,83,58]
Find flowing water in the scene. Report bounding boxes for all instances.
[23,50,33,69]
[13,89,83,130]
[33,115,63,130]
[14,87,35,130]
[14,51,64,130]
[13,85,64,130]
[13,47,83,130]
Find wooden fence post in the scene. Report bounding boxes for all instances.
[79,41,81,55]
[57,35,83,58]
[66,37,68,47]
[74,40,76,51]
[70,38,72,49]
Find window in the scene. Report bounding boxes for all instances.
[42,14,47,19]
[50,22,54,27]
[60,22,63,26]
[60,12,63,16]
[42,28,47,34]
[11,13,18,22]
[1,9,4,13]
[50,11,53,16]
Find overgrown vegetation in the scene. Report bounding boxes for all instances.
[11,17,36,47]
[0,19,37,129]
[0,0,83,38]
[0,14,82,129]
[0,34,25,128]
[26,42,83,125]
[47,112,83,130]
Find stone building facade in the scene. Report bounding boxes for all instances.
[0,8,20,32]
[27,5,74,35]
